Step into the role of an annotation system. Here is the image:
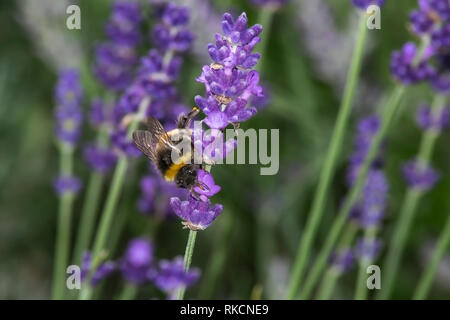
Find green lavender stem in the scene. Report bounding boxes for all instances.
[354,227,378,300]
[117,283,138,300]
[176,230,198,300]
[73,126,110,264]
[378,95,446,299]
[73,172,104,264]
[413,210,450,299]
[79,98,150,300]
[316,223,358,299]
[286,12,368,299]
[79,156,128,300]
[299,85,406,299]
[52,144,75,300]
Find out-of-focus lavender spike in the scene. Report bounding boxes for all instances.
[18,0,83,70]
[150,0,222,63]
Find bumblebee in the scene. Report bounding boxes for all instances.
[132,108,202,190]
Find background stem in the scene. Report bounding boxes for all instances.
[298,85,406,299]
[354,227,378,300]
[378,95,446,299]
[286,12,368,299]
[413,210,450,299]
[52,144,74,300]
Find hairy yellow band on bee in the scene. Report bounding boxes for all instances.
[163,152,192,182]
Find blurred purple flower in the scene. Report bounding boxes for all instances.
[54,69,83,146]
[94,0,143,91]
[410,8,435,35]
[355,238,382,261]
[416,104,450,131]
[170,196,223,230]
[402,159,440,191]
[111,3,192,156]
[83,144,118,173]
[110,127,142,157]
[53,176,82,196]
[153,256,200,299]
[347,115,382,186]
[390,42,434,85]
[138,173,189,217]
[359,169,389,228]
[352,0,385,10]
[329,249,355,273]
[106,1,142,45]
[152,3,194,51]
[120,238,154,284]
[81,252,116,286]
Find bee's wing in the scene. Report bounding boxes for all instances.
[146,117,175,150]
[132,130,157,162]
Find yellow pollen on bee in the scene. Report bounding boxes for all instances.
[163,152,192,182]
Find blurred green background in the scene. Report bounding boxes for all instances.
[0,0,449,299]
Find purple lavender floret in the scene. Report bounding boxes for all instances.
[94,1,142,91]
[427,53,450,93]
[431,23,450,51]
[416,104,450,130]
[193,169,221,201]
[153,256,200,298]
[390,42,435,85]
[410,9,435,35]
[152,4,194,52]
[83,144,118,173]
[359,169,389,228]
[329,249,355,273]
[355,238,382,261]
[347,115,381,186]
[106,1,142,45]
[402,159,440,190]
[53,176,82,195]
[170,196,223,230]
[426,0,450,22]
[54,69,83,146]
[120,238,154,284]
[352,0,385,10]
[195,12,263,130]
[81,252,116,286]
[110,127,142,157]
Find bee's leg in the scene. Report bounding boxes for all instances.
[177,107,200,129]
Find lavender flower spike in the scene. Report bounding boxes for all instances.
[54,69,83,146]
[153,256,200,299]
[170,196,223,230]
[195,12,263,130]
[193,169,221,202]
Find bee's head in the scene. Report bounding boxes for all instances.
[175,164,199,189]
